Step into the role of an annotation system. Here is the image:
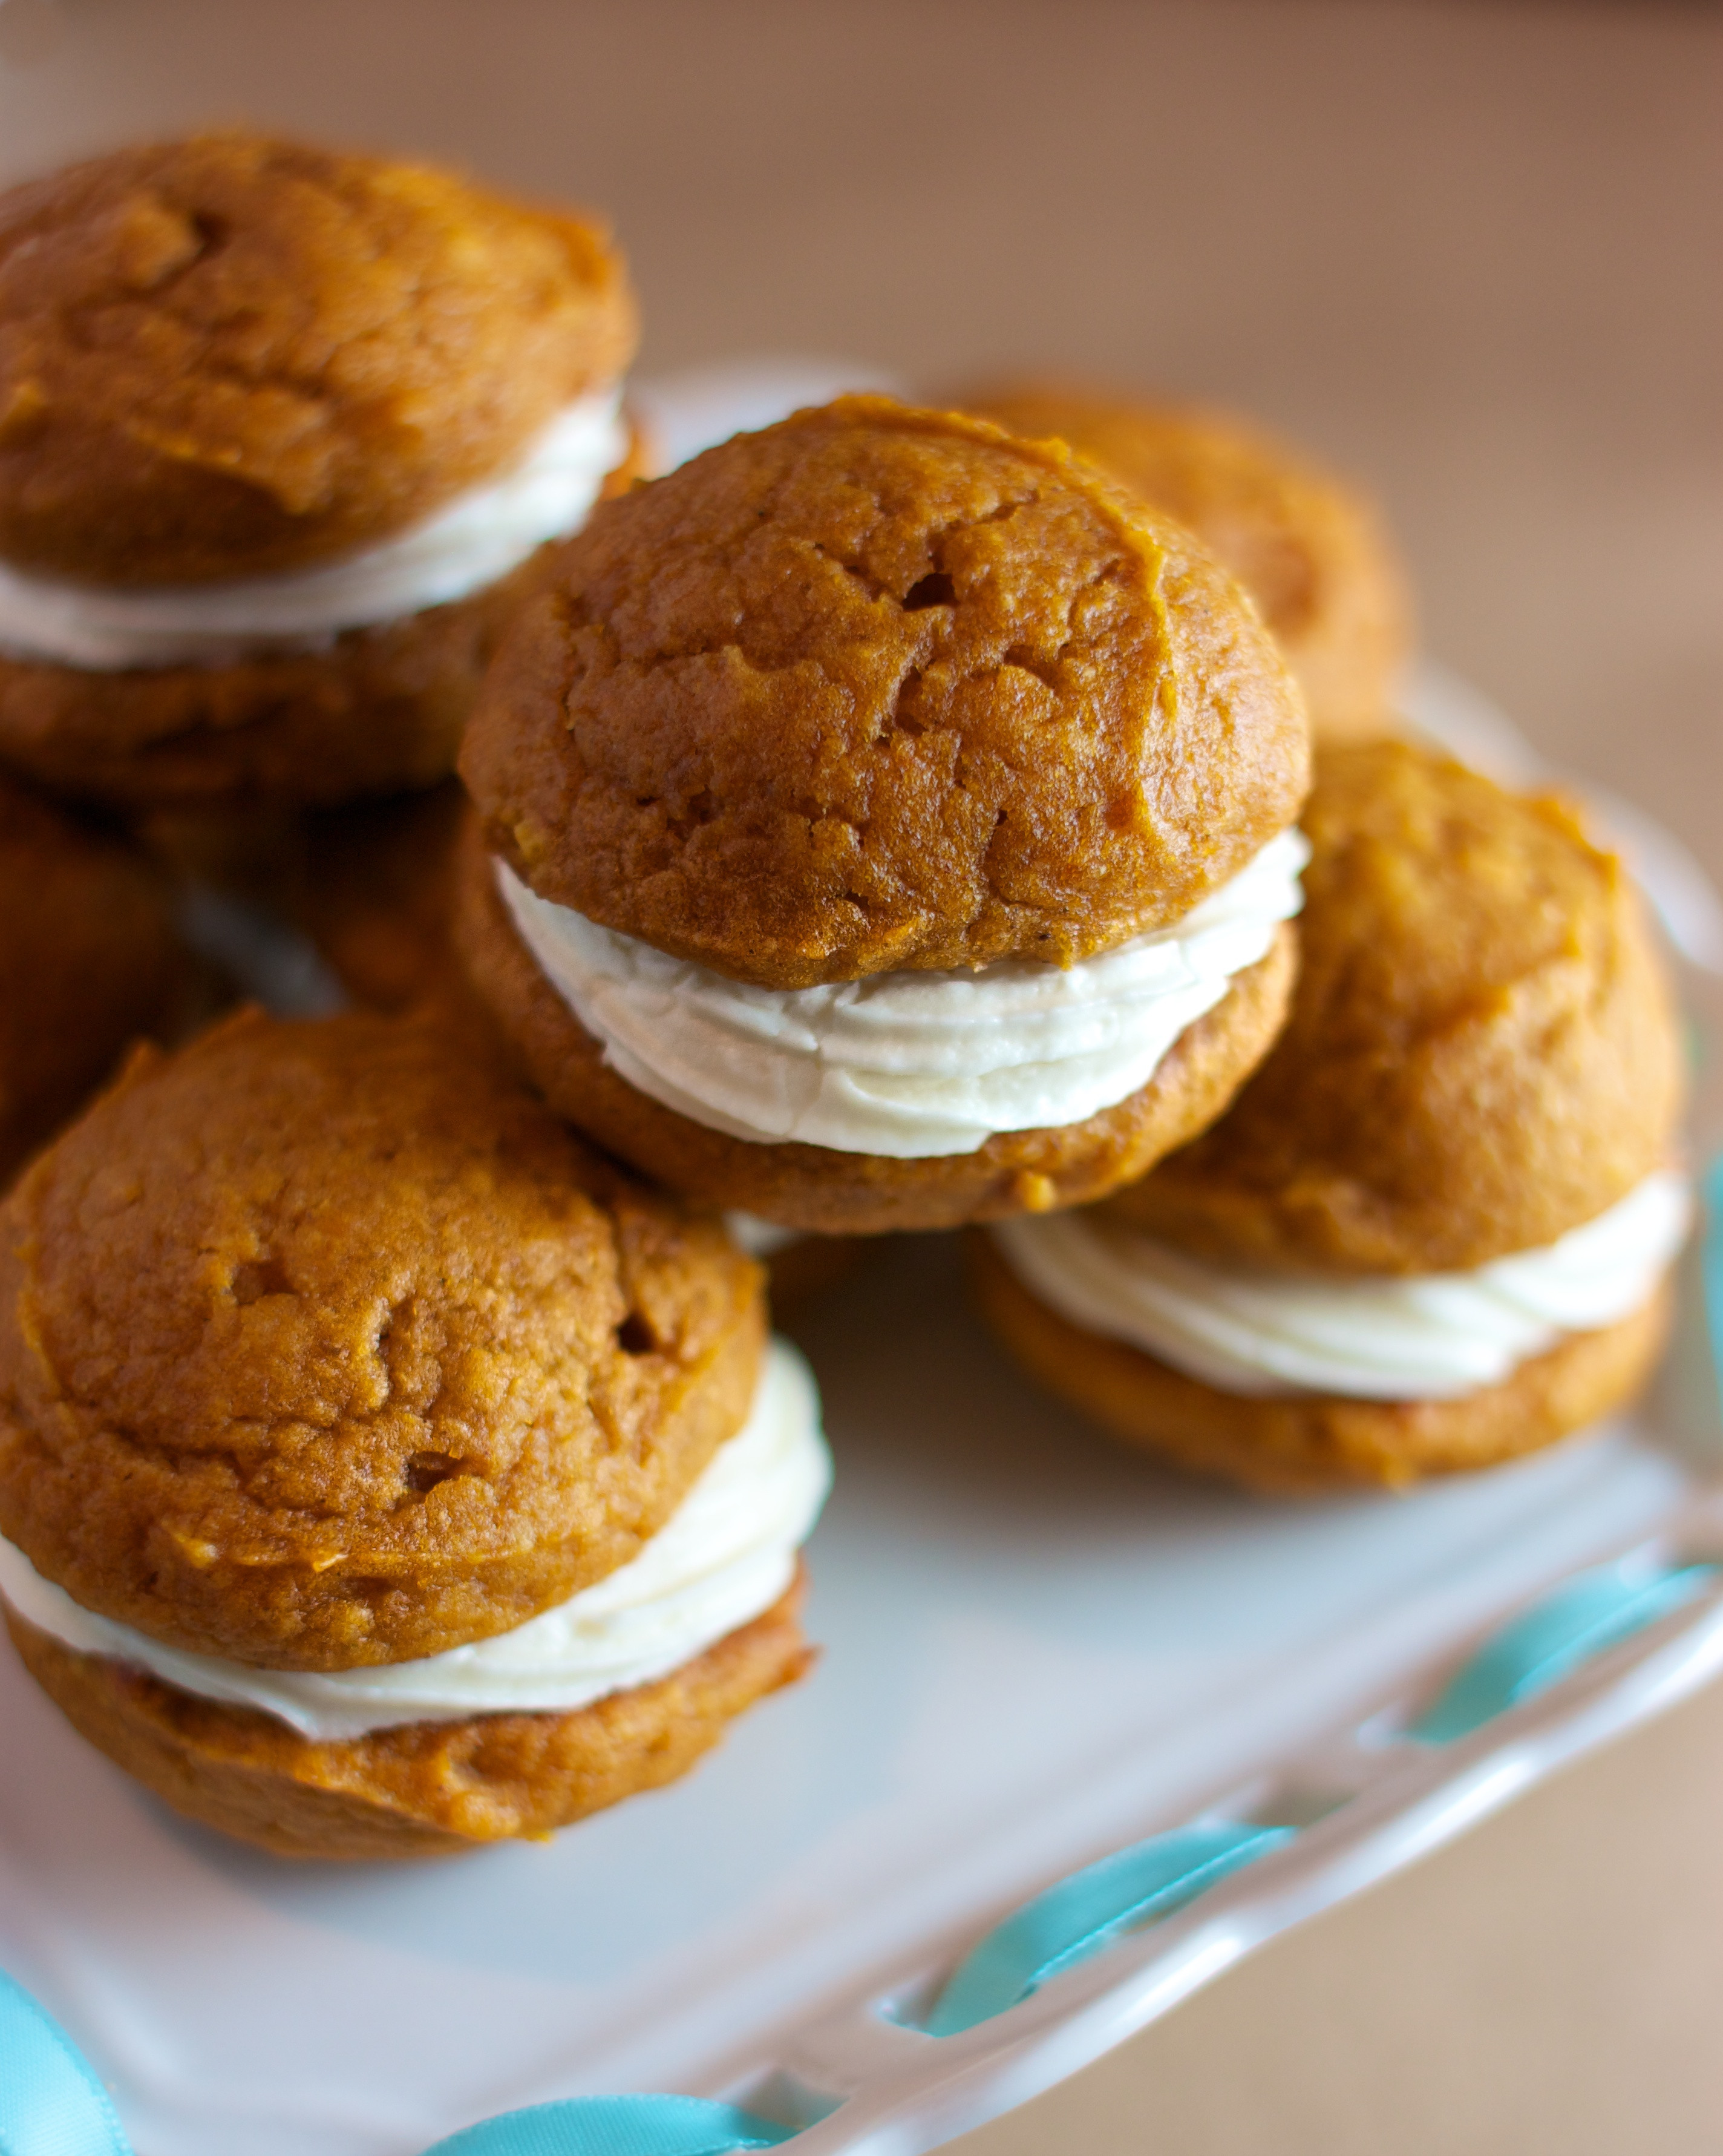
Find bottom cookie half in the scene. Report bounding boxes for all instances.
[456,828,1299,1236]
[969,1235,1672,1493]
[4,1573,811,1861]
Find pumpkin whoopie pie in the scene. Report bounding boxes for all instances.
[0,131,640,809]
[0,1009,828,1857]
[978,739,1689,1491]
[0,770,200,1184]
[456,394,1310,1236]
[960,383,1410,746]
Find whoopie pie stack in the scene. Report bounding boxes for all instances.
[0,125,1690,1869]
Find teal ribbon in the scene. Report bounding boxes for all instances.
[920,1821,1295,2038]
[0,1968,131,2156]
[0,1968,797,2156]
[417,2097,793,2155]
[1409,1558,1717,1744]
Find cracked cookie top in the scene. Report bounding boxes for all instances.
[0,1008,762,1670]
[0,131,636,584]
[460,396,1309,990]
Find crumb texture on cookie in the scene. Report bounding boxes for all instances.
[0,773,191,1181]
[1109,739,1684,1273]
[462,395,1309,989]
[960,382,1411,742]
[0,1009,762,1670]
[0,131,636,583]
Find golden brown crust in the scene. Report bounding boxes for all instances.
[0,773,197,1184]
[0,1007,765,1670]
[5,1574,811,1858]
[970,1233,1672,1493]
[0,131,636,584]
[461,394,1309,989]
[958,383,1411,745]
[0,424,649,810]
[454,827,1299,1233]
[1107,739,1685,1273]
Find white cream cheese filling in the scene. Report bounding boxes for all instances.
[497,826,1309,1161]
[990,1171,1692,1401]
[0,385,627,670]
[0,1338,828,1743]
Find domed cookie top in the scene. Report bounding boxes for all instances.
[462,395,1309,991]
[0,1009,762,1670]
[959,382,1411,743]
[1107,738,1684,1274]
[0,131,636,584]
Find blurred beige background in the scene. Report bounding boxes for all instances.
[2,2,1721,2150]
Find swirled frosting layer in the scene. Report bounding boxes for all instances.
[499,827,1309,1159]
[991,1172,1691,1400]
[0,387,626,669]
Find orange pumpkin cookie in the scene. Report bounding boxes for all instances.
[0,1008,828,1855]
[458,394,1310,1233]
[0,131,641,807]
[979,741,1687,1489]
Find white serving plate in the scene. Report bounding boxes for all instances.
[2,374,1721,2156]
